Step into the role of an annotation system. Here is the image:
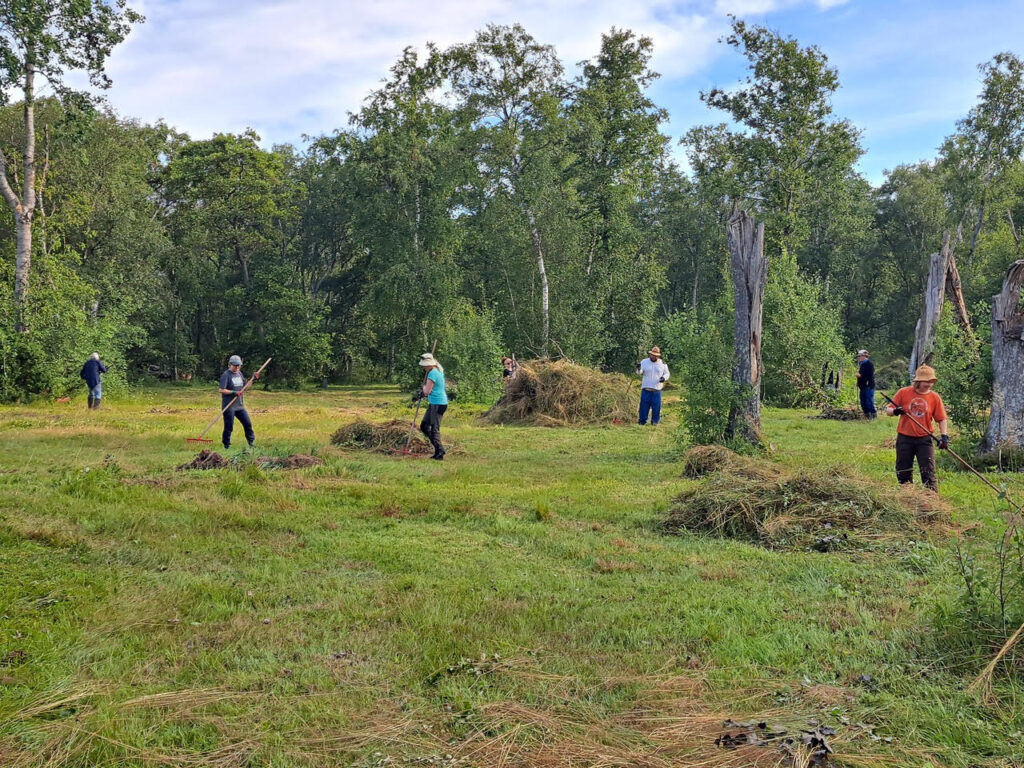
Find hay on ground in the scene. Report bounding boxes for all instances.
[331,419,432,455]
[257,454,324,469]
[665,456,951,550]
[812,405,863,421]
[176,450,229,471]
[485,359,634,426]
[681,446,779,481]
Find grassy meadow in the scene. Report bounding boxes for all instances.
[0,384,1022,767]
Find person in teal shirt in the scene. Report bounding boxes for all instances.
[415,352,448,460]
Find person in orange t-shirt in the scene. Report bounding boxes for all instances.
[884,364,949,491]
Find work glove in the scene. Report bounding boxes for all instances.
[891,406,905,416]
[411,391,425,403]
[658,377,665,383]
[939,435,949,450]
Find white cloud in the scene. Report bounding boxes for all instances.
[102,0,743,144]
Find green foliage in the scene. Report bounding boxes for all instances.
[437,303,504,404]
[932,306,991,447]
[661,309,734,445]
[762,250,846,407]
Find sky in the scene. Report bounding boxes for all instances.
[92,0,1024,185]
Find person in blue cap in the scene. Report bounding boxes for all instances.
[218,355,260,449]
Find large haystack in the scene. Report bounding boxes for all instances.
[485,359,634,426]
[667,449,951,550]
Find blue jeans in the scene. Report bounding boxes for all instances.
[859,387,876,417]
[90,382,102,400]
[639,389,662,425]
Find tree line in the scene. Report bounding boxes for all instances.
[1,11,1022,409]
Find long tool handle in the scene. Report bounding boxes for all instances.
[197,357,273,440]
[879,389,1023,513]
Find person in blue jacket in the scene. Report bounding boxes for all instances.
[80,352,108,410]
[218,354,260,450]
[414,352,448,460]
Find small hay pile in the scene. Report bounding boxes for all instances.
[330,419,432,455]
[257,454,324,469]
[813,405,863,421]
[667,448,951,550]
[485,359,633,426]
[177,450,229,471]
[682,445,776,480]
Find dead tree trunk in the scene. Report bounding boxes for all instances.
[983,260,1024,451]
[945,252,975,342]
[909,231,954,378]
[725,211,767,445]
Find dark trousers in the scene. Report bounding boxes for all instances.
[858,387,876,417]
[896,433,937,490]
[639,389,662,425]
[420,404,447,456]
[223,408,255,449]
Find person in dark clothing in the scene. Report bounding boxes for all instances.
[414,352,448,460]
[218,354,260,450]
[855,349,876,419]
[80,352,109,410]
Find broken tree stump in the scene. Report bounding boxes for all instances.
[984,260,1024,451]
[910,231,954,379]
[725,210,767,445]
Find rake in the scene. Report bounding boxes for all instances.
[186,357,272,444]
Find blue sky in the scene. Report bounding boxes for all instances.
[98,0,1024,185]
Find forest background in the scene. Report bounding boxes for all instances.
[1,10,1022,445]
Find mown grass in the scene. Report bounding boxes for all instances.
[0,385,1021,767]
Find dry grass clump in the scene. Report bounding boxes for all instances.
[682,446,779,481]
[665,457,951,550]
[812,404,863,421]
[485,359,633,426]
[176,450,229,471]
[257,454,324,470]
[330,419,432,455]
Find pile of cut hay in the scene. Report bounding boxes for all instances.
[681,445,773,480]
[257,454,324,469]
[330,419,432,455]
[667,448,951,550]
[177,450,229,471]
[485,359,634,426]
[812,405,863,421]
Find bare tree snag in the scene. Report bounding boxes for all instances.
[726,210,767,445]
[910,231,954,378]
[945,252,974,338]
[984,260,1024,451]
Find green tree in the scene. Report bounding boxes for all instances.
[0,0,142,327]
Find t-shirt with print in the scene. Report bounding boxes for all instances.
[426,368,448,405]
[219,369,247,411]
[891,385,947,438]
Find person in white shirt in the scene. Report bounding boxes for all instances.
[636,346,670,425]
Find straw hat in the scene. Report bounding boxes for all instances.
[912,364,938,383]
[418,353,439,368]
[648,346,662,358]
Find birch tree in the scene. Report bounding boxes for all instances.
[0,0,141,329]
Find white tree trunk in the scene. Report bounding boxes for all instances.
[984,260,1024,451]
[526,207,549,358]
[726,210,767,445]
[909,231,953,378]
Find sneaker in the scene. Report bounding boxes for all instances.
[431,452,446,461]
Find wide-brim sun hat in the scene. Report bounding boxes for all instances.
[912,364,938,383]
[419,353,439,367]
[228,355,243,366]
[648,346,661,357]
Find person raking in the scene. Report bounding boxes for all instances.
[414,352,448,460]
[218,355,260,450]
[884,364,949,491]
